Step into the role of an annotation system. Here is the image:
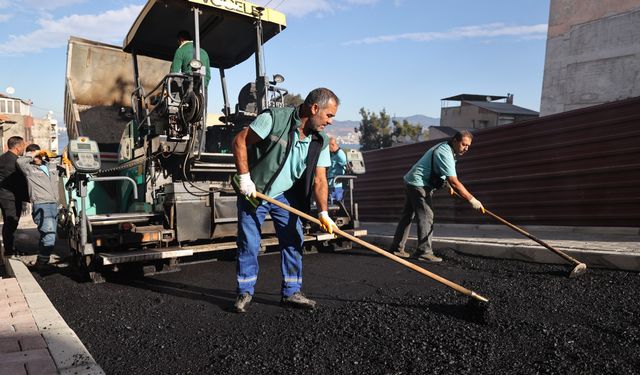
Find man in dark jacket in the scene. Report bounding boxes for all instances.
[231,88,338,313]
[0,136,27,258]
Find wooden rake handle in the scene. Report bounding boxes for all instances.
[255,192,489,302]
[451,191,583,266]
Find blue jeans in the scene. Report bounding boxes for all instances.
[32,202,58,264]
[236,192,304,298]
[329,186,344,204]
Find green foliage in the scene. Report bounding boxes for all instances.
[392,119,424,142]
[357,109,426,150]
[358,108,393,151]
[284,93,304,108]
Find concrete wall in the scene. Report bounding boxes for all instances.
[440,103,497,130]
[541,0,640,116]
[31,118,55,151]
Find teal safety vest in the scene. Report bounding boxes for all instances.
[248,106,329,212]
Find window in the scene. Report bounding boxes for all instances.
[0,100,5,113]
[479,120,489,129]
[6,100,13,114]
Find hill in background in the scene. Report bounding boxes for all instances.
[327,115,440,146]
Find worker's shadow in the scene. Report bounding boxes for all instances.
[107,274,283,311]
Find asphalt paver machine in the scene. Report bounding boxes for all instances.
[62,0,366,282]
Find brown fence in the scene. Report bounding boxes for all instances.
[353,96,640,227]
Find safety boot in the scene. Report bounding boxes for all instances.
[281,292,316,310]
[412,252,443,263]
[233,293,252,313]
[392,249,411,258]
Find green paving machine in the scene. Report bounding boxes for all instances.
[62,0,366,282]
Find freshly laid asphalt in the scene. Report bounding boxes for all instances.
[2,221,640,374]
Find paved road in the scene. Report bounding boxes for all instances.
[35,247,640,375]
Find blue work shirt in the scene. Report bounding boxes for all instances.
[404,142,456,188]
[250,113,331,199]
[328,148,347,189]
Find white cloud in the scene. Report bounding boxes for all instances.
[342,22,548,45]
[258,0,377,18]
[22,0,86,10]
[273,0,333,17]
[0,5,142,56]
[0,13,12,22]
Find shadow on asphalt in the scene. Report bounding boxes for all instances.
[107,275,283,312]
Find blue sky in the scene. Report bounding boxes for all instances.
[0,0,550,125]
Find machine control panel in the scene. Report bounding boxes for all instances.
[69,137,101,173]
[346,149,366,175]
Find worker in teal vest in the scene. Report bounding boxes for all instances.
[232,88,338,313]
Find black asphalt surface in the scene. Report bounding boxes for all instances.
[35,248,639,375]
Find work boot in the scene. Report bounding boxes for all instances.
[392,249,411,258]
[32,261,56,276]
[412,252,443,263]
[281,292,316,310]
[233,293,252,313]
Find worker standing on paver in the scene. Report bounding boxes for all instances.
[231,88,338,313]
[327,137,347,204]
[17,144,61,271]
[170,30,211,87]
[0,135,28,259]
[390,130,484,262]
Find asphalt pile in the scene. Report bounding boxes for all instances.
[36,247,639,374]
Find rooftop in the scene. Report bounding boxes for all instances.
[441,94,508,102]
[465,101,539,116]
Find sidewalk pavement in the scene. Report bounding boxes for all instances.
[361,222,640,272]
[1,219,104,375]
[0,257,105,375]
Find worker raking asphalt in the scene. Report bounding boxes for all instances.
[35,248,639,375]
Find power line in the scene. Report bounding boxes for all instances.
[274,0,287,9]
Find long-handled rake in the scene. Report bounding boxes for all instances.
[451,191,587,278]
[255,192,490,303]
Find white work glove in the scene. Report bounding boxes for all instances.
[469,197,485,214]
[318,211,336,234]
[238,172,257,198]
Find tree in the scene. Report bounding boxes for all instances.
[284,93,304,107]
[357,108,393,151]
[391,119,423,142]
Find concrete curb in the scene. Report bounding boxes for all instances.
[364,235,640,272]
[5,258,105,375]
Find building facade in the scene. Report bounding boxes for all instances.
[0,93,57,153]
[540,0,640,116]
[438,94,539,135]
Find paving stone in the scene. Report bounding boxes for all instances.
[10,308,32,318]
[7,314,36,325]
[25,358,58,375]
[0,362,27,375]
[12,321,38,333]
[19,335,47,351]
[0,338,20,353]
[0,348,52,364]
